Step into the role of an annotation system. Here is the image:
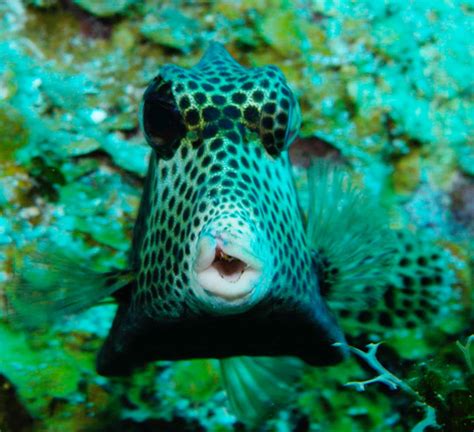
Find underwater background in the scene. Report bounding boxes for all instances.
[0,0,473,431]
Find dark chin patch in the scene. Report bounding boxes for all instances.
[96,300,348,377]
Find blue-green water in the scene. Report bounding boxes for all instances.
[0,1,472,431]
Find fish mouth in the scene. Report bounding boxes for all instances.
[194,235,263,302]
[213,248,249,283]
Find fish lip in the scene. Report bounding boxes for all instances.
[218,242,264,272]
[193,233,264,303]
[194,235,263,273]
[203,287,253,302]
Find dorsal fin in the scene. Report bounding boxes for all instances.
[195,42,241,70]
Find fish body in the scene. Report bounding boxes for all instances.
[97,43,347,375]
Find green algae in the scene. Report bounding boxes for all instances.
[0,103,29,161]
[172,360,221,403]
[140,7,202,52]
[0,323,83,415]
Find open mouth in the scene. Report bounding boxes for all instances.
[194,236,263,302]
[212,248,249,283]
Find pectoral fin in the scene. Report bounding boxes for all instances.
[8,244,134,328]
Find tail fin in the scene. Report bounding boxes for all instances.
[219,356,304,426]
[306,161,396,311]
[7,244,133,328]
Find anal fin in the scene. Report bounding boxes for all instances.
[219,356,304,426]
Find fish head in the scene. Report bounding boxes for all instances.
[140,42,304,316]
[96,43,347,376]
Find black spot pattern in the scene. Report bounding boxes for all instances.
[335,230,454,338]
[134,43,310,317]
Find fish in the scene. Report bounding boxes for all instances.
[97,43,349,373]
[10,42,436,425]
[327,229,458,339]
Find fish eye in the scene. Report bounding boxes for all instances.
[261,91,301,157]
[141,76,187,159]
[283,98,301,149]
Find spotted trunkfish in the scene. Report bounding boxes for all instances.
[12,43,454,425]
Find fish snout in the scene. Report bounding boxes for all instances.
[192,220,270,312]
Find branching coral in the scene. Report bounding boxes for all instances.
[334,342,440,431]
[337,336,474,430]
[335,342,416,394]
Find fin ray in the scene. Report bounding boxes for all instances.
[219,356,304,426]
[338,230,459,337]
[305,161,396,310]
[8,244,134,328]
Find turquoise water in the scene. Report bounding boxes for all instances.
[0,1,472,431]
